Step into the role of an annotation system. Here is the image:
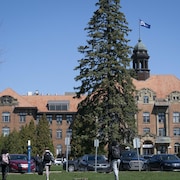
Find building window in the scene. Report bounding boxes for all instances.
[143,112,150,123]
[2,127,10,136]
[135,96,139,101]
[173,112,180,123]
[174,143,180,154]
[173,128,180,136]
[36,115,42,124]
[158,112,165,123]
[172,95,180,101]
[143,96,149,103]
[48,100,69,111]
[56,129,62,139]
[46,115,52,124]
[0,96,12,105]
[19,113,26,123]
[66,115,73,124]
[56,115,63,124]
[143,128,150,134]
[2,112,10,123]
[159,128,165,136]
[49,129,52,138]
[56,144,62,156]
[36,115,42,121]
[66,129,72,137]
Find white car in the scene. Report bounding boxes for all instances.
[54,158,63,165]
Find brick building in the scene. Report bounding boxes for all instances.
[0,88,84,156]
[0,40,179,156]
[132,39,180,155]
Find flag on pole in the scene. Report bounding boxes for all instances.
[140,19,151,29]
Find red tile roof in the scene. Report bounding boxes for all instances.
[0,88,85,112]
[24,94,85,112]
[0,88,35,107]
[133,75,180,99]
[1,75,179,110]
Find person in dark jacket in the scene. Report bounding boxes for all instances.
[1,149,10,180]
[108,140,121,180]
[35,154,43,174]
[42,147,54,180]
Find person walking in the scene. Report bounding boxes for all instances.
[35,153,43,175]
[1,149,10,180]
[42,147,54,180]
[108,140,121,180]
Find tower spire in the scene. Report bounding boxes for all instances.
[131,40,150,81]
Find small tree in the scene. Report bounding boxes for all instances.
[5,129,22,154]
[27,120,37,155]
[19,125,30,154]
[36,114,54,155]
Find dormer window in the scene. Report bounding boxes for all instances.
[0,96,18,106]
[173,95,179,101]
[48,100,69,111]
[168,91,180,102]
[136,88,156,103]
[0,96,12,105]
[143,96,149,103]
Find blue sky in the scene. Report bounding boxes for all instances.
[0,0,179,95]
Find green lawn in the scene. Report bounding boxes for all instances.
[4,168,180,180]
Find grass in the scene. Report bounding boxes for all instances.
[3,165,180,180]
[5,171,180,180]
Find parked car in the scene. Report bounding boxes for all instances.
[54,158,65,165]
[147,154,180,171]
[9,154,36,173]
[141,155,153,160]
[120,150,147,171]
[63,154,111,172]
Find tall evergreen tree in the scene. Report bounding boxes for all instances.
[71,0,138,157]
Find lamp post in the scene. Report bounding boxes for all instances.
[133,137,141,171]
[94,116,99,172]
[94,139,99,172]
[27,140,31,173]
[65,137,70,172]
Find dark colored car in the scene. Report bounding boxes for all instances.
[120,150,147,171]
[147,154,180,171]
[9,154,36,173]
[63,154,110,172]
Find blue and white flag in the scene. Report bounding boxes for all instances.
[140,19,151,29]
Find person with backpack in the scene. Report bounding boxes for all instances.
[1,149,10,180]
[42,147,54,180]
[108,140,121,180]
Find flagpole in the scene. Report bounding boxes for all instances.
[139,19,141,41]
